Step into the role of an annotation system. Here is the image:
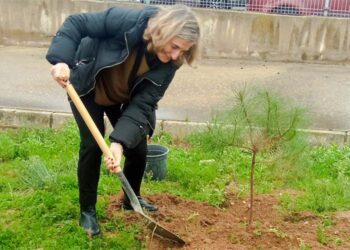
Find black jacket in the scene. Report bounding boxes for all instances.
[46,6,179,149]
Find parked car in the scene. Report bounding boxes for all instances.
[247,0,350,17]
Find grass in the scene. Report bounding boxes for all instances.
[0,122,350,248]
[279,145,350,213]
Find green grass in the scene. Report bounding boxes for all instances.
[281,145,350,212]
[0,122,350,248]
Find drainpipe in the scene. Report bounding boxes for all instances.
[323,0,330,16]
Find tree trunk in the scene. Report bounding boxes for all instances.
[248,151,256,225]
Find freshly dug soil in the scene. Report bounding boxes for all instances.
[107,192,350,249]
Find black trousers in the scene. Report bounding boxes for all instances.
[70,92,147,208]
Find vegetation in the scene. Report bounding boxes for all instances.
[0,95,350,247]
[200,87,308,225]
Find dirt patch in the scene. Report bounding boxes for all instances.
[107,192,350,249]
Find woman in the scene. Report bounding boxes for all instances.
[47,4,200,236]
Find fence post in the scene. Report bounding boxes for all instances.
[323,0,331,16]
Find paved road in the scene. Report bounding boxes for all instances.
[1,45,349,131]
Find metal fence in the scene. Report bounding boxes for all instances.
[247,0,350,17]
[122,0,350,18]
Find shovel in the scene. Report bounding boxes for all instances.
[65,83,185,245]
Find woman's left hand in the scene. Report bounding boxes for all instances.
[105,142,123,173]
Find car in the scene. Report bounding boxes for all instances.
[247,0,350,17]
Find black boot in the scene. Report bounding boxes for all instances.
[123,196,158,212]
[79,206,101,236]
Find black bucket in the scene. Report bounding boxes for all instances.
[145,144,169,181]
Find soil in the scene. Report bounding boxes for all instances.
[107,191,350,249]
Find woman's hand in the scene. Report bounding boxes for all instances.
[105,142,124,173]
[50,63,70,88]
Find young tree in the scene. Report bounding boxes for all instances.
[213,87,308,226]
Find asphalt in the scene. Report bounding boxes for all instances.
[1,45,350,131]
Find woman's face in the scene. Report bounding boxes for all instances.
[156,36,194,63]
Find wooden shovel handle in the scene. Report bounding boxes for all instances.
[65,84,122,173]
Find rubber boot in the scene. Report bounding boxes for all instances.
[79,205,101,236]
[123,196,158,212]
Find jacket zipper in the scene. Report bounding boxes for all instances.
[76,58,92,66]
[129,76,162,132]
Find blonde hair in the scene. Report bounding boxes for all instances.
[143,5,201,65]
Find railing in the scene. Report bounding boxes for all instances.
[247,0,350,17]
[119,0,350,18]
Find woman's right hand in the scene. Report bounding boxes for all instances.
[50,63,70,88]
[105,142,124,174]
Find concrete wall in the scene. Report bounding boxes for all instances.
[1,0,349,62]
[200,11,350,62]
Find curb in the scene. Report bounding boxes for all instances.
[0,107,348,145]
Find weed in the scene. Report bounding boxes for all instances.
[228,233,241,244]
[332,236,342,246]
[253,228,262,237]
[316,223,328,245]
[267,227,288,239]
[21,156,57,189]
[298,238,311,250]
[321,215,333,227]
[253,221,262,237]
[239,221,248,229]
[279,193,297,212]
[186,212,200,221]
